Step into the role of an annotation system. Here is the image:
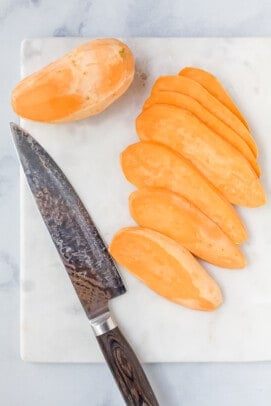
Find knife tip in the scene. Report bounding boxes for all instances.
[10,121,16,129]
[10,122,20,137]
[10,122,30,147]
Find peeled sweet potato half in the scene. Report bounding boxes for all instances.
[110,227,223,311]
[121,141,247,243]
[179,67,249,129]
[152,75,258,157]
[12,38,134,123]
[136,105,265,206]
[143,91,259,176]
[129,188,246,269]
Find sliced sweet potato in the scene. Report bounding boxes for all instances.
[129,188,246,269]
[121,141,247,243]
[143,92,260,176]
[12,38,134,123]
[136,105,265,206]
[109,227,223,311]
[179,67,249,129]
[152,75,258,157]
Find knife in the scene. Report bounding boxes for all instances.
[11,123,158,406]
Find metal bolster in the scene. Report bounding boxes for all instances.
[90,312,117,336]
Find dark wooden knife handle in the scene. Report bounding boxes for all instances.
[97,326,159,405]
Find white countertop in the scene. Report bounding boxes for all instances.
[1,0,271,405]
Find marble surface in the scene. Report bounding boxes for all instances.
[21,37,271,364]
[2,0,271,405]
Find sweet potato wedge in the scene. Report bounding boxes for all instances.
[179,67,249,129]
[12,38,134,123]
[143,91,260,176]
[110,227,223,311]
[121,141,247,243]
[136,105,265,206]
[129,188,246,269]
[152,75,258,157]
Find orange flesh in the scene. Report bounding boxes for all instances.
[110,227,223,311]
[14,92,83,122]
[179,67,249,129]
[121,141,247,243]
[152,75,258,157]
[12,68,84,121]
[129,188,246,269]
[143,91,260,176]
[136,105,265,207]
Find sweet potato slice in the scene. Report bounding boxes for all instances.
[143,92,260,176]
[121,142,247,243]
[179,67,249,129]
[110,227,223,311]
[136,105,265,206]
[152,76,258,157]
[129,188,246,269]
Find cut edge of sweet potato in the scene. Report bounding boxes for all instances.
[110,227,223,311]
[129,187,247,269]
[136,105,266,207]
[142,92,260,177]
[151,75,258,157]
[121,141,248,243]
[179,67,250,129]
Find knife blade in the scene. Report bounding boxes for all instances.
[11,123,158,406]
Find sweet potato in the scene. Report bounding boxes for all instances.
[179,67,249,129]
[121,142,247,243]
[152,76,258,157]
[143,92,260,176]
[129,188,246,269]
[110,227,223,311]
[136,105,265,206]
[12,38,134,123]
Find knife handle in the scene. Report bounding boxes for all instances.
[96,325,159,405]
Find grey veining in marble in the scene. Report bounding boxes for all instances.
[2,0,271,405]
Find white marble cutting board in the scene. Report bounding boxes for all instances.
[20,38,271,362]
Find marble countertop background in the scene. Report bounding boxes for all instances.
[2,0,271,405]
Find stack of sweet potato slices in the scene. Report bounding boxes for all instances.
[110,67,266,312]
